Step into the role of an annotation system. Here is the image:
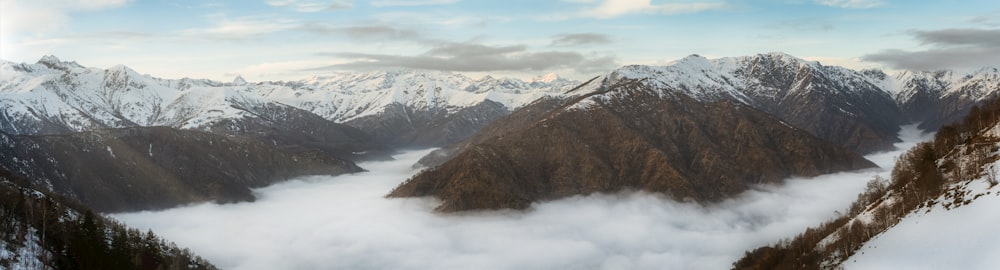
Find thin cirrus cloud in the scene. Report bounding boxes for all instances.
[551,33,613,47]
[311,42,619,74]
[179,16,301,40]
[814,0,884,9]
[113,128,928,270]
[577,0,727,19]
[369,0,460,7]
[863,28,1000,71]
[266,0,352,12]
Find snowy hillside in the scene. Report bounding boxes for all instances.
[844,121,1000,269]
[250,71,575,123]
[844,176,1000,269]
[580,52,908,153]
[605,52,890,104]
[0,56,577,139]
[733,97,1000,269]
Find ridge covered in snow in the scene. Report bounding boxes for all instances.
[0,56,579,135]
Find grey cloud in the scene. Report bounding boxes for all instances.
[311,42,618,73]
[267,0,352,12]
[550,33,613,47]
[970,10,1000,26]
[297,23,423,40]
[862,47,1000,71]
[913,28,1000,47]
[426,43,526,57]
[862,28,1000,71]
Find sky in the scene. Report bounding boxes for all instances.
[112,126,932,270]
[3,0,1000,82]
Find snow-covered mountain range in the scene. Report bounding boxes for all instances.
[597,52,999,153]
[4,53,997,150]
[0,56,578,147]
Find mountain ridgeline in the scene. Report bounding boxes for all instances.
[389,71,877,211]
[392,53,1000,212]
[3,52,999,215]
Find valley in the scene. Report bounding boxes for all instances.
[115,130,923,269]
[2,52,997,269]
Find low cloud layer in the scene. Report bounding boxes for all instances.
[114,127,930,270]
[312,42,618,74]
[863,28,1000,71]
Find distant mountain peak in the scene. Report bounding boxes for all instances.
[529,73,561,83]
[36,55,83,70]
[38,55,62,64]
[233,75,248,86]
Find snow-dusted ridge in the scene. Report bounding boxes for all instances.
[605,52,888,103]
[0,56,580,135]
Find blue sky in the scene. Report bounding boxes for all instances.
[3,0,1000,81]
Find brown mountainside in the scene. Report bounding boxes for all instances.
[1,126,361,212]
[389,79,875,212]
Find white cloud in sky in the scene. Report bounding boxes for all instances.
[579,0,727,19]
[369,0,459,7]
[114,128,928,270]
[266,0,352,12]
[0,0,131,60]
[814,0,884,9]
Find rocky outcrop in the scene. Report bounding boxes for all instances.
[390,79,876,212]
[0,127,361,212]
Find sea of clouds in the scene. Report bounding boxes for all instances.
[113,125,931,270]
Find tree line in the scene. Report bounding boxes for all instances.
[733,97,1000,269]
[0,168,217,270]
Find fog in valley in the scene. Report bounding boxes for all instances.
[114,126,932,270]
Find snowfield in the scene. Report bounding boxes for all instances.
[846,155,1000,269]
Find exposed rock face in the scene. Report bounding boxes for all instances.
[0,127,361,212]
[390,78,876,212]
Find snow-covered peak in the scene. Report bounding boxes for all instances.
[233,75,248,86]
[529,73,561,84]
[34,55,85,71]
[37,55,62,65]
[601,52,899,106]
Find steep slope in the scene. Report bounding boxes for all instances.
[1,57,574,150]
[0,127,361,212]
[613,53,905,154]
[0,56,388,160]
[0,167,217,269]
[389,76,876,212]
[250,71,577,146]
[733,97,1000,269]
[876,67,1000,130]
